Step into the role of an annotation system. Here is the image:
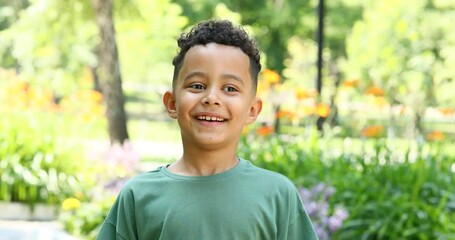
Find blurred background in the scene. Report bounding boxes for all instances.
[0,0,454,239]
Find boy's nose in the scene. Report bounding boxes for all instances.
[202,90,221,106]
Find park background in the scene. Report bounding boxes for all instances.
[1,0,454,239]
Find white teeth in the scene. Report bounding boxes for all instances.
[197,116,224,122]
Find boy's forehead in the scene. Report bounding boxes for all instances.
[181,43,251,73]
[187,43,245,57]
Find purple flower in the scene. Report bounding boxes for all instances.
[300,184,349,239]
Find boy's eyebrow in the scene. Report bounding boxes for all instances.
[222,73,244,86]
[183,71,206,83]
[183,71,244,86]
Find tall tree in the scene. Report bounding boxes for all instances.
[1,0,186,143]
[91,0,128,144]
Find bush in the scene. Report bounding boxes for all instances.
[238,130,455,239]
[59,196,115,240]
[59,141,140,239]
[0,111,89,207]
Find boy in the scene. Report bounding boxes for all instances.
[97,19,318,240]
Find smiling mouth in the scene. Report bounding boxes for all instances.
[196,115,226,122]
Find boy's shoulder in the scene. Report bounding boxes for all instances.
[120,166,167,190]
[241,159,298,190]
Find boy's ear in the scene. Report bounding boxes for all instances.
[245,97,262,125]
[163,91,177,119]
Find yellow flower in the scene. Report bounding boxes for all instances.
[88,90,103,103]
[262,69,280,84]
[295,87,317,100]
[62,197,81,211]
[301,104,316,116]
[374,97,389,108]
[256,79,271,97]
[315,103,330,117]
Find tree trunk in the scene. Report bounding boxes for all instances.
[91,0,129,144]
[315,0,325,132]
[91,66,102,93]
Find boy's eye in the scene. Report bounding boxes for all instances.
[189,84,205,90]
[224,86,238,92]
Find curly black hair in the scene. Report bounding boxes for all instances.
[172,19,261,92]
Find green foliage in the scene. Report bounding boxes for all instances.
[59,197,114,240]
[0,0,98,94]
[0,111,88,206]
[345,0,455,129]
[174,0,363,74]
[0,0,187,95]
[115,0,188,85]
[173,0,311,73]
[238,131,455,239]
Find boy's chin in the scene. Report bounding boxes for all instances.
[184,135,233,149]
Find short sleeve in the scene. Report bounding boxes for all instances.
[287,210,319,240]
[96,186,138,240]
[97,220,125,240]
[284,189,319,240]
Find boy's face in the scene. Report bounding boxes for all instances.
[163,43,262,149]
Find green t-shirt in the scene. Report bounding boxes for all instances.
[97,159,318,240]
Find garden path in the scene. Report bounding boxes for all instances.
[0,220,78,240]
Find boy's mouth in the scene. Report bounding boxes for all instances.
[196,115,226,122]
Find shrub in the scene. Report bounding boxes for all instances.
[238,130,455,239]
[59,140,140,239]
[59,196,115,239]
[0,111,88,207]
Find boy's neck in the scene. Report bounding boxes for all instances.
[167,145,239,176]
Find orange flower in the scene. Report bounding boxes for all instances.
[315,103,330,117]
[256,124,274,137]
[262,69,280,84]
[276,110,295,119]
[58,89,105,120]
[439,108,454,116]
[2,80,59,111]
[426,131,445,141]
[295,87,309,100]
[361,125,384,138]
[343,79,360,88]
[366,86,384,96]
